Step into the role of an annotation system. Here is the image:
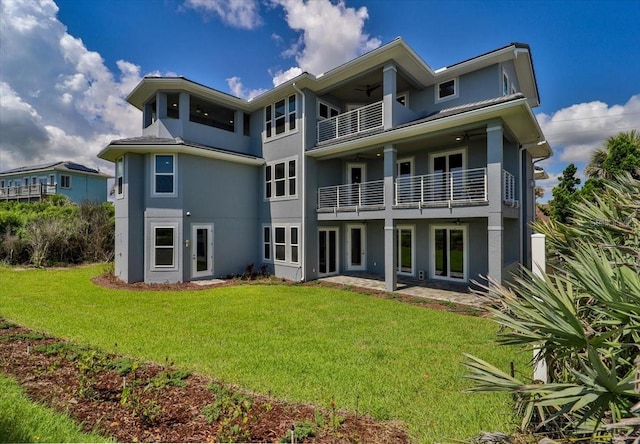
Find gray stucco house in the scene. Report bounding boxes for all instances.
[98,38,552,291]
[0,161,111,203]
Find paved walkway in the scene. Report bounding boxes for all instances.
[319,273,488,308]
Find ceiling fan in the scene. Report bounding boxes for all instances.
[354,83,381,97]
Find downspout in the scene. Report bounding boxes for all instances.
[293,82,305,282]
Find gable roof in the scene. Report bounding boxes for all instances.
[0,161,111,178]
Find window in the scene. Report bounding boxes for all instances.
[153,154,176,196]
[49,175,55,185]
[31,176,37,186]
[243,113,251,136]
[397,94,408,106]
[263,226,271,261]
[23,177,29,186]
[290,227,299,264]
[318,101,339,120]
[263,225,299,264]
[189,95,235,132]
[0,180,4,188]
[167,93,179,119]
[502,72,509,96]
[265,158,296,199]
[436,78,458,102]
[144,98,157,128]
[274,227,286,262]
[265,94,297,139]
[116,156,124,198]
[60,175,71,189]
[154,227,175,268]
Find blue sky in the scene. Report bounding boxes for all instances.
[1,0,639,201]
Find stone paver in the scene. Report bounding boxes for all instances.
[192,279,226,286]
[319,273,488,308]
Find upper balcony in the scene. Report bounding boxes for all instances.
[317,101,384,144]
[0,184,57,201]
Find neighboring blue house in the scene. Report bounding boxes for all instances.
[99,38,552,292]
[0,161,111,203]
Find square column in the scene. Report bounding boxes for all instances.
[486,122,504,284]
[383,145,397,292]
[382,64,397,130]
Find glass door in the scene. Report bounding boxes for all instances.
[318,228,339,276]
[346,224,366,271]
[431,225,466,281]
[191,224,213,279]
[396,225,415,275]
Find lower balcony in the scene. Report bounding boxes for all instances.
[317,167,491,212]
[0,184,57,201]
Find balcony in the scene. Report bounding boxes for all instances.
[317,101,384,144]
[502,170,518,207]
[317,167,490,213]
[394,168,488,208]
[317,180,385,212]
[0,184,57,201]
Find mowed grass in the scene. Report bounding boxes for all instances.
[0,374,109,442]
[0,265,524,442]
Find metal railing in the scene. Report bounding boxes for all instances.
[317,101,384,143]
[394,168,488,206]
[317,180,384,211]
[502,170,517,206]
[0,184,57,200]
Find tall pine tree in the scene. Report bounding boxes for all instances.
[550,163,580,223]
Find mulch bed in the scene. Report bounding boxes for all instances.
[0,320,409,442]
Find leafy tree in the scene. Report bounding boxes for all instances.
[534,186,545,199]
[549,163,580,223]
[586,130,640,180]
[464,174,640,440]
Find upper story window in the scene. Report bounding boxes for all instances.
[502,71,510,96]
[144,98,157,128]
[265,94,296,139]
[60,175,71,189]
[265,157,296,200]
[167,93,180,119]
[153,154,176,197]
[436,78,458,102]
[116,156,124,199]
[318,100,339,120]
[49,175,55,185]
[397,93,408,106]
[190,95,235,132]
[23,177,29,186]
[0,180,4,188]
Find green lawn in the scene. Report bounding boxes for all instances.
[0,265,525,442]
[0,374,109,442]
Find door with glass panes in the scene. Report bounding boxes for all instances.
[318,228,339,276]
[431,225,466,281]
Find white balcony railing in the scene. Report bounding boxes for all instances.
[0,184,57,200]
[503,169,518,206]
[317,101,384,144]
[394,168,488,206]
[318,180,384,211]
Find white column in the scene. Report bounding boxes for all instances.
[531,233,548,383]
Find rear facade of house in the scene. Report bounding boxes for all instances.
[99,38,552,291]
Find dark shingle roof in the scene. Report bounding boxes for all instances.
[1,161,104,176]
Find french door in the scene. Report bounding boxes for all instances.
[431,225,467,281]
[191,224,213,279]
[430,150,466,201]
[396,225,415,276]
[318,228,339,276]
[346,224,366,271]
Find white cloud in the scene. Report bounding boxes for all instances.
[537,94,640,163]
[271,67,303,87]
[226,76,268,100]
[0,0,145,174]
[183,0,261,29]
[272,0,381,76]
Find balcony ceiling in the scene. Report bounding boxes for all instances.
[318,69,416,103]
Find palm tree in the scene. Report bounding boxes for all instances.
[586,130,640,180]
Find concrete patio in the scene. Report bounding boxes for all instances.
[318,272,489,308]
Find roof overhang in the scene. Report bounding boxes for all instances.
[307,97,552,159]
[98,140,264,166]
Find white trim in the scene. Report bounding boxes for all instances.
[265,224,301,265]
[396,92,409,106]
[263,93,299,142]
[318,227,339,277]
[346,223,366,271]
[435,77,459,103]
[151,223,178,270]
[396,225,416,276]
[116,156,124,199]
[428,148,467,173]
[264,156,297,201]
[502,70,510,96]
[262,224,272,262]
[151,153,177,198]
[346,162,367,184]
[396,156,414,176]
[317,100,340,120]
[430,224,468,282]
[191,224,214,279]
[60,174,71,189]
